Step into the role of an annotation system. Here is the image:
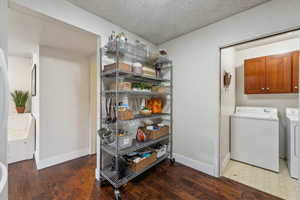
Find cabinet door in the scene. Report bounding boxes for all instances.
[244,57,266,94]
[292,51,299,93]
[266,53,292,93]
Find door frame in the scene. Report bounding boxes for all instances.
[218,26,300,177]
[89,36,101,155]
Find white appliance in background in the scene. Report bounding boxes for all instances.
[0,48,9,197]
[8,114,35,164]
[0,162,7,197]
[286,108,299,179]
[231,107,279,172]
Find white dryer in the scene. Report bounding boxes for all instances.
[286,108,299,179]
[231,107,279,172]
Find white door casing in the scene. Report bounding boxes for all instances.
[0,48,9,199]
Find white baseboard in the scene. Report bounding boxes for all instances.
[36,148,89,170]
[174,153,215,176]
[34,151,40,169]
[95,168,100,180]
[221,152,231,174]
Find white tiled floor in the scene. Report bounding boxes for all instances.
[223,159,299,200]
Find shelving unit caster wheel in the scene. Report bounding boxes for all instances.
[170,158,175,165]
[114,189,121,200]
[99,181,105,187]
[99,176,106,187]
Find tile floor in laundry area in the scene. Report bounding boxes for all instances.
[223,159,299,200]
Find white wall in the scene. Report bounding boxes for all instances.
[160,0,300,176]
[7,56,32,114]
[236,38,299,159]
[36,46,90,169]
[0,0,8,199]
[220,48,236,174]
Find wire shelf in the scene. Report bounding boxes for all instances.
[104,90,171,96]
[102,135,170,156]
[103,113,171,124]
[102,69,171,83]
[101,154,169,188]
[104,40,172,65]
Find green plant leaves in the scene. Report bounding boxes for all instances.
[11,90,29,107]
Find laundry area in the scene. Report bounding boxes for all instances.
[220,31,300,199]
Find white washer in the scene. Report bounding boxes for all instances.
[286,108,299,179]
[231,107,279,172]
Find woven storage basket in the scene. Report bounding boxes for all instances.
[104,63,132,73]
[118,110,134,120]
[142,126,169,140]
[109,82,132,91]
[130,152,157,173]
[152,86,167,93]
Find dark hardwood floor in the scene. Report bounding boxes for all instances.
[9,155,282,200]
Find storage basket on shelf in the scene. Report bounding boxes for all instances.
[118,110,134,120]
[109,82,132,91]
[146,125,169,140]
[140,125,169,140]
[152,86,168,93]
[129,152,157,173]
[104,63,132,73]
[139,109,152,116]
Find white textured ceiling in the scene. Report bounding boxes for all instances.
[8,5,97,58]
[66,0,270,44]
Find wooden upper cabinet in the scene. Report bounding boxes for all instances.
[265,53,292,93]
[244,57,266,94]
[292,51,299,93]
[244,51,299,94]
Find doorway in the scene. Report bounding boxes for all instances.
[7,3,99,169]
[219,30,300,199]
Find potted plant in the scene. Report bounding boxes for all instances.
[11,90,29,114]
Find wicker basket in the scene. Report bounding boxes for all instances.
[139,110,152,116]
[143,126,169,140]
[109,82,132,91]
[130,152,157,173]
[152,86,168,93]
[104,63,132,72]
[118,110,134,120]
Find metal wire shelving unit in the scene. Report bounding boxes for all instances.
[99,38,174,200]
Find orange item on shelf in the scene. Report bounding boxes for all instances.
[147,98,163,114]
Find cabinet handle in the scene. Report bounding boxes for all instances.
[261,88,265,90]
[295,86,298,89]
[266,88,270,90]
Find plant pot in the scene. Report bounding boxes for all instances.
[16,106,25,114]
